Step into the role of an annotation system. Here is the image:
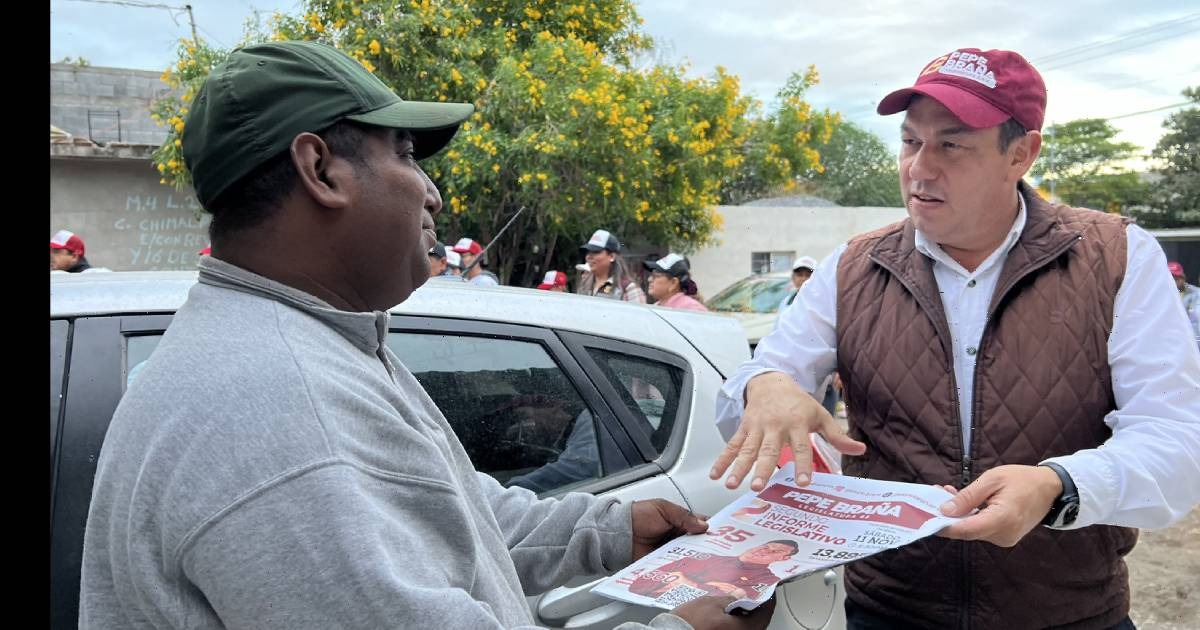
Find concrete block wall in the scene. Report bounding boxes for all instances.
[50,63,179,146]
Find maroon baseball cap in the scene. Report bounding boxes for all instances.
[537,270,568,290]
[50,230,85,256]
[877,48,1047,131]
[451,237,483,255]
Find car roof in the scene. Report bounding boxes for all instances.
[50,271,749,376]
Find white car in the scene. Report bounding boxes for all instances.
[705,272,795,348]
[50,271,843,630]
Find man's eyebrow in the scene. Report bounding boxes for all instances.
[901,123,973,137]
[937,126,972,136]
[393,129,415,147]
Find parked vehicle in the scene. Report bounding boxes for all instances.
[50,271,843,629]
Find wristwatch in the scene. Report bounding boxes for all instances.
[1039,462,1080,528]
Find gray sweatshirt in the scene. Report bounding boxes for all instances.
[79,257,689,629]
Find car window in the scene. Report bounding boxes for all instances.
[585,348,684,455]
[387,332,615,494]
[124,335,163,391]
[705,276,793,313]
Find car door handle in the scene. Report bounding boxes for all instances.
[823,569,838,587]
[536,576,622,625]
[559,601,638,629]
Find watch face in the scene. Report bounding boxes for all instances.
[1064,503,1080,526]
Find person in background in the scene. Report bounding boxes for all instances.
[537,270,568,292]
[51,230,110,272]
[576,229,646,303]
[452,237,500,286]
[645,254,707,312]
[444,250,464,277]
[427,242,449,278]
[778,256,818,314]
[1170,261,1200,348]
[427,245,465,283]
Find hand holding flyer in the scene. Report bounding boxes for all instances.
[593,463,964,612]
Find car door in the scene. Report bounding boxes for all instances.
[551,332,842,630]
[50,314,172,630]
[386,317,691,629]
[51,320,69,500]
[527,332,699,629]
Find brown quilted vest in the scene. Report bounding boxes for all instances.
[835,183,1138,629]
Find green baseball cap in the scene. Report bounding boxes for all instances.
[182,40,474,208]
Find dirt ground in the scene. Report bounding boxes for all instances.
[1127,508,1199,629]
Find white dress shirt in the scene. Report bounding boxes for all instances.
[716,196,1200,531]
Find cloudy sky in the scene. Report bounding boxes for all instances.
[50,0,1198,159]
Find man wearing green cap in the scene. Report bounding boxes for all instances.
[78,42,767,630]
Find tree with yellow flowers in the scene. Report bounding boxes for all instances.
[151,39,226,189]
[152,0,841,286]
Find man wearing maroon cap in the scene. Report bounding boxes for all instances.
[451,237,500,286]
[50,229,110,273]
[714,48,1200,629]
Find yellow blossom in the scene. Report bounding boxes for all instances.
[307,12,325,33]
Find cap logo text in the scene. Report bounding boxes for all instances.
[937,51,997,88]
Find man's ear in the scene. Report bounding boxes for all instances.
[1009,130,1042,183]
[291,132,355,210]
